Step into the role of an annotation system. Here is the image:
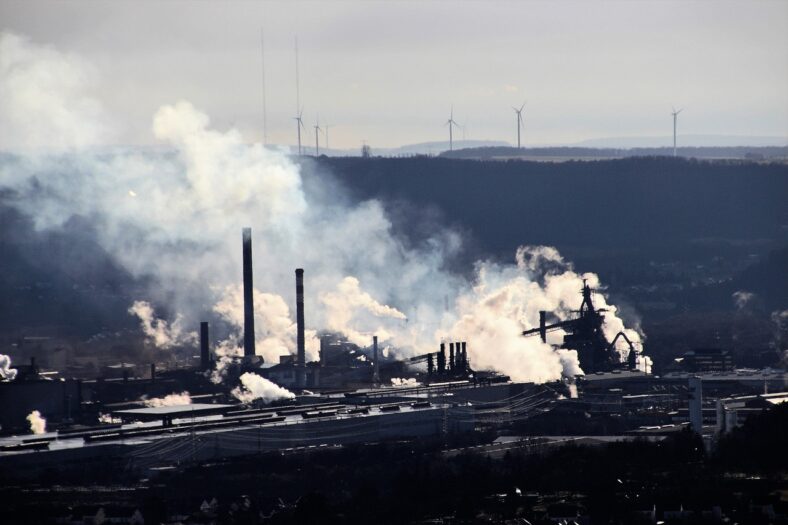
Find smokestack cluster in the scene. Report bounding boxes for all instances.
[242,228,255,358]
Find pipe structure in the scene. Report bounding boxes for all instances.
[242,228,256,358]
[449,343,455,371]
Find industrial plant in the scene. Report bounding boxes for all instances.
[1,225,786,524]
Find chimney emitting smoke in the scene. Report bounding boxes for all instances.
[372,335,380,384]
[242,228,255,358]
[295,268,306,386]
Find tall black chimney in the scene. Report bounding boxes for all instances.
[295,268,306,369]
[200,321,210,370]
[372,335,380,384]
[449,343,455,371]
[539,311,547,343]
[242,228,255,357]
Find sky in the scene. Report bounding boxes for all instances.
[1,0,787,150]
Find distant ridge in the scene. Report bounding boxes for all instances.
[572,134,787,149]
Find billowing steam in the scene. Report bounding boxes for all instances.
[128,301,197,349]
[27,410,46,434]
[391,377,420,387]
[0,33,644,385]
[321,276,408,347]
[0,354,17,381]
[143,391,192,407]
[232,372,296,403]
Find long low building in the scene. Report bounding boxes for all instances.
[0,400,474,475]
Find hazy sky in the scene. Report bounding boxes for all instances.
[2,0,787,149]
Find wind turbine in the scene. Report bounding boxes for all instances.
[314,117,322,156]
[513,103,525,149]
[445,106,459,151]
[294,109,305,155]
[671,107,683,157]
[324,124,332,151]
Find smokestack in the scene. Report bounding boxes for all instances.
[295,269,306,368]
[539,311,547,343]
[372,335,380,384]
[242,228,256,358]
[438,343,446,374]
[295,269,306,388]
[689,376,703,435]
[150,363,156,382]
[200,321,210,371]
[449,343,455,371]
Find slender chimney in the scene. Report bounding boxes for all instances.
[462,341,468,370]
[438,343,446,374]
[295,269,306,369]
[242,228,255,357]
[150,363,156,382]
[200,321,210,371]
[449,343,455,371]
[539,311,547,343]
[689,376,703,435]
[372,335,380,384]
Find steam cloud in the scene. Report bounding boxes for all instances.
[391,377,420,387]
[0,354,17,381]
[0,33,644,385]
[27,410,46,434]
[143,391,192,407]
[232,372,296,403]
[128,301,197,349]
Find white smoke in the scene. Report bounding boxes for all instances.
[0,33,644,386]
[128,301,196,349]
[320,276,407,347]
[27,410,46,434]
[391,377,420,387]
[231,372,295,404]
[733,290,755,310]
[143,391,192,407]
[97,413,121,424]
[0,33,111,151]
[0,354,17,381]
[212,285,319,363]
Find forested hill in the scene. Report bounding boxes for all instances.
[312,156,788,261]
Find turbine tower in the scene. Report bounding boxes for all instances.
[445,106,459,151]
[672,107,683,157]
[294,110,305,155]
[314,117,322,156]
[513,103,525,149]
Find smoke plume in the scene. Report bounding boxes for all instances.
[0,354,17,381]
[232,372,296,403]
[0,33,644,385]
[27,410,46,434]
[128,301,197,349]
[143,391,192,407]
[391,377,420,387]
